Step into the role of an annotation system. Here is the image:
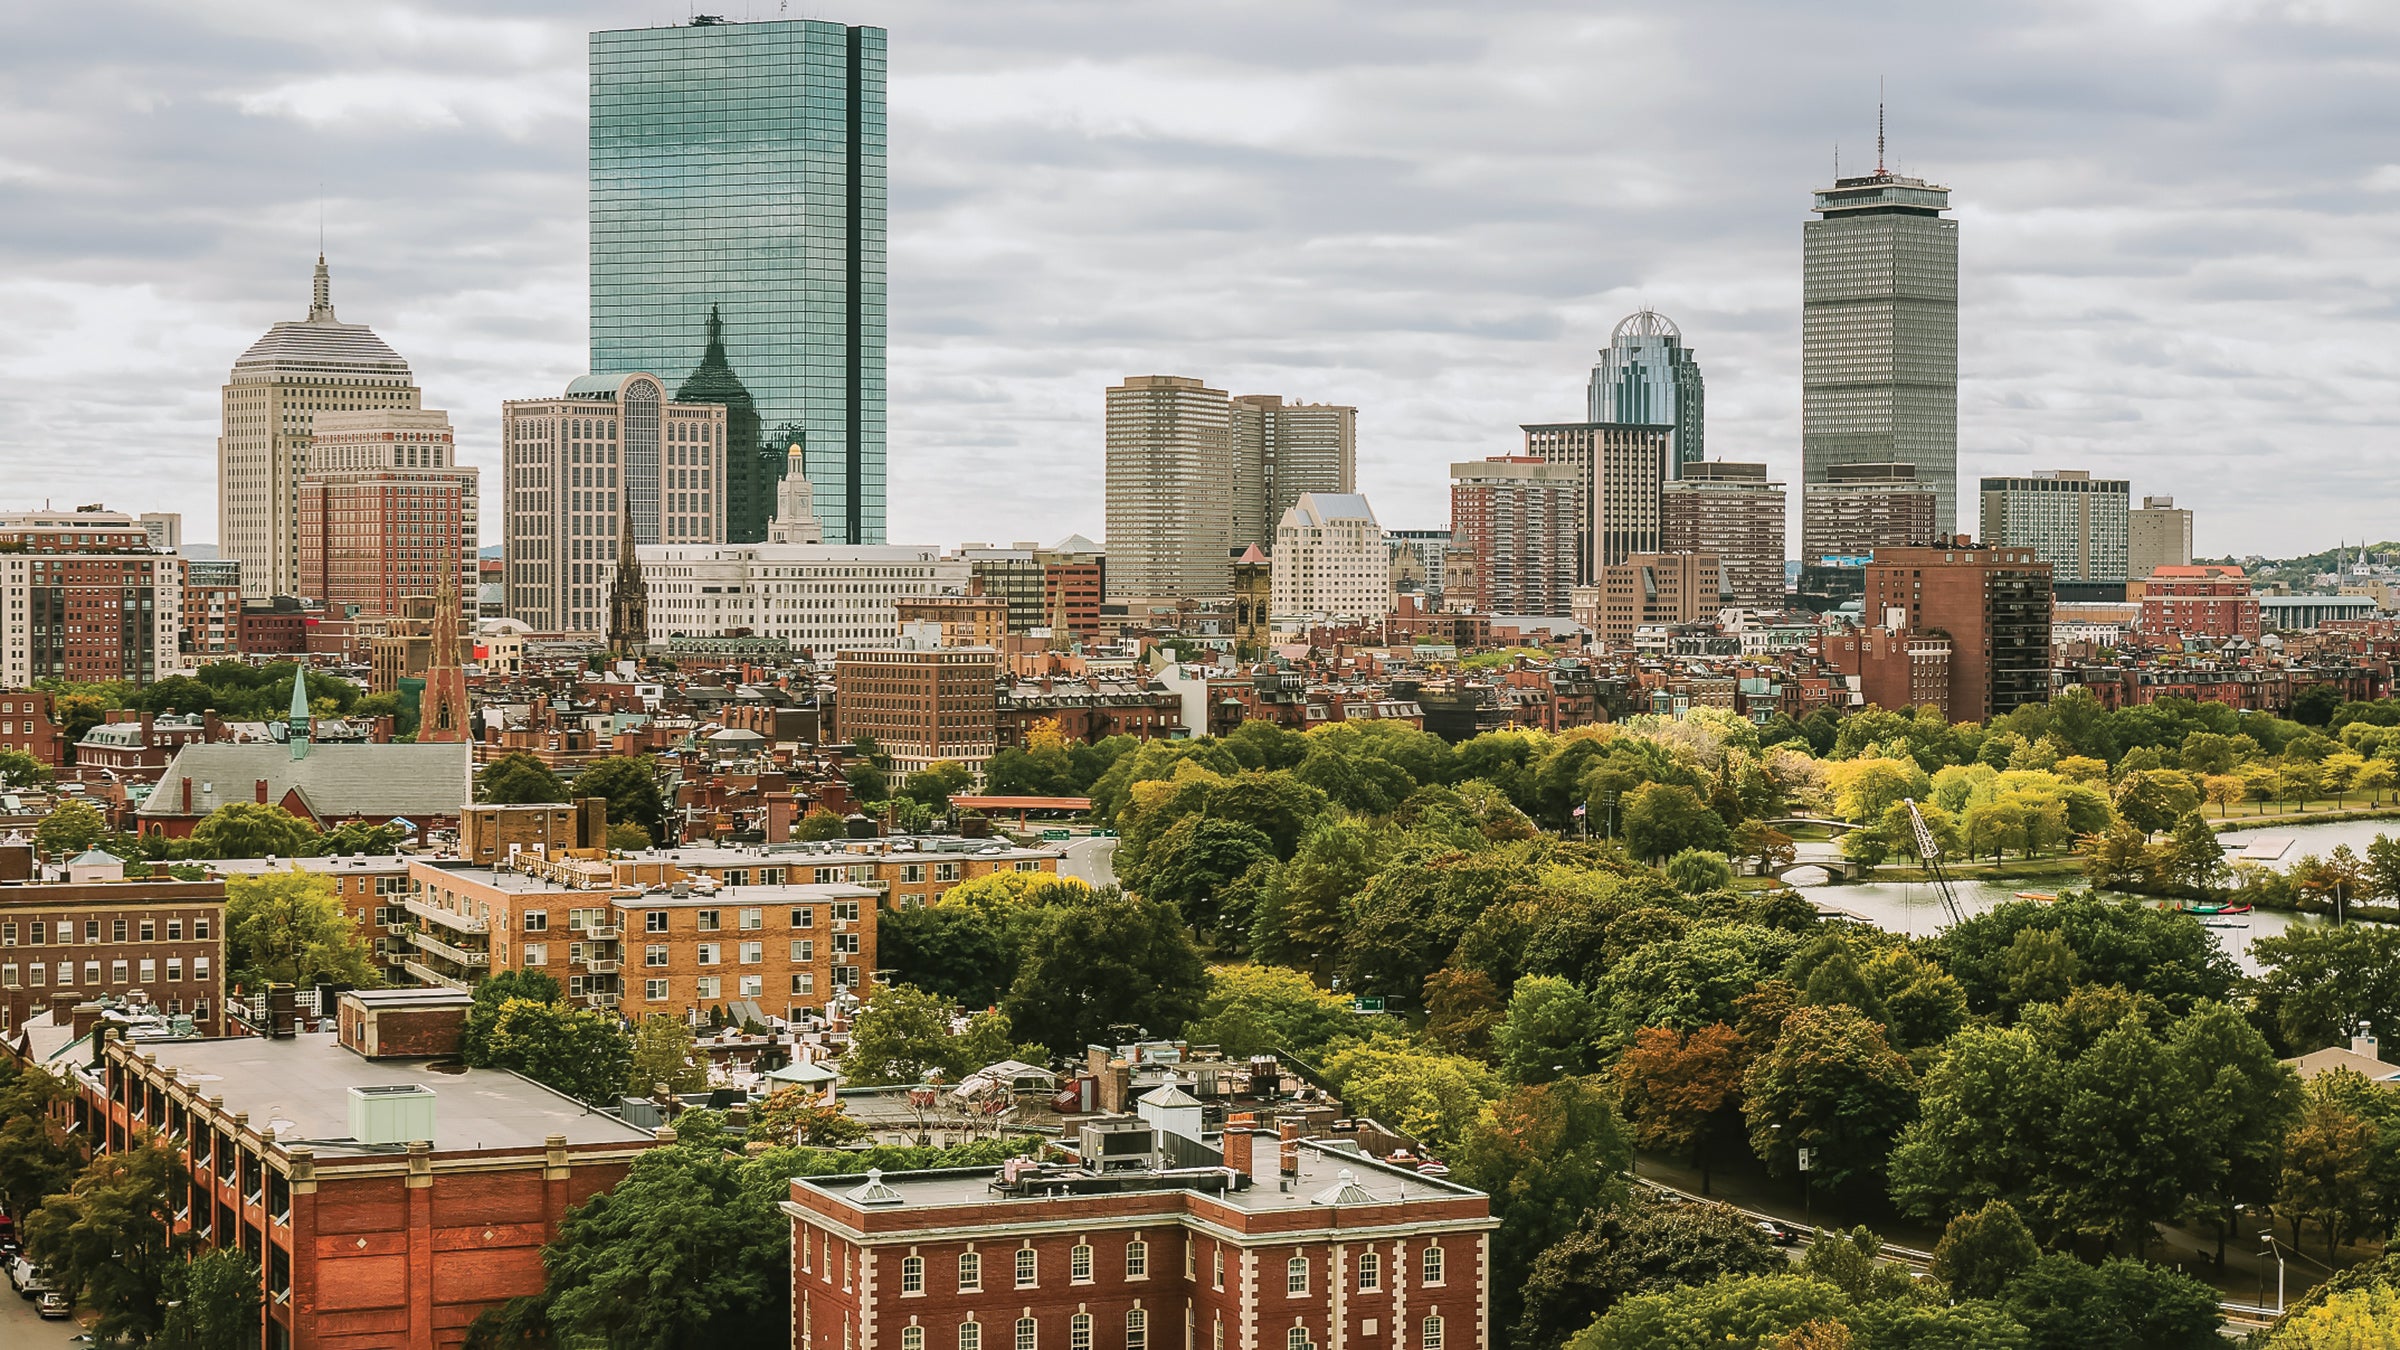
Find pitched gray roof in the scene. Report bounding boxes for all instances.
[137,743,471,821]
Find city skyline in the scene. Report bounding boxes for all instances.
[4,3,2399,557]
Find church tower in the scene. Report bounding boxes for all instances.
[418,580,471,743]
[767,440,823,545]
[606,505,650,659]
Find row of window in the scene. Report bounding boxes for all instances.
[0,916,211,946]
[637,968,857,1002]
[890,1313,1441,1350]
[637,935,859,966]
[1,956,210,988]
[879,1243,1445,1296]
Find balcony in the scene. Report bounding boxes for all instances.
[580,959,620,975]
[404,897,487,934]
[578,925,621,941]
[401,960,470,992]
[408,930,489,967]
[582,991,621,1009]
[382,921,410,937]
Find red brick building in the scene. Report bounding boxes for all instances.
[62,994,658,1350]
[297,410,478,620]
[2138,565,2261,641]
[1820,627,1953,718]
[0,689,68,768]
[1863,540,2052,723]
[0,864,227,1037]
[786,1120,1494,1350]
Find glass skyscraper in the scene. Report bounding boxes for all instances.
[1587,309,1705,472]
[589,17,887,544]
[1801,162,1959,532]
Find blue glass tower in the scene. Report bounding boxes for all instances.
[1587,309,1705,473]
[589,17,887,544]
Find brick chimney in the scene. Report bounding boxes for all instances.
[1221,1113,1255,1177]
[1278,1118,1301,1177]
[256,779,270,804]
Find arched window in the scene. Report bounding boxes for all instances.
[1286,1328,1311,1350]
[900,1256,923,1294]
[1125,1239,1149,1278]
[1015,1247,1037,1287]
[902,1328,925,1350]
[1421,1315,1444,1350]
[1287,1256,1310,1296]
[1356,1252,1381,1292]
[1069,1314,1092,1350]
[958,1252,981,1292]
[1126,1309,1148,1350]
[1014,1318,1038,1350]
[1071,1243,1093,1283]
[1421,1245,1445,1286]
[958,1322,980,1350]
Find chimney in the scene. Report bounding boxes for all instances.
[255,779,270,804]
[1221,1114,1254,1178]
[1277,1119,1300,1178]
[181,777,192,814]
[2355,1024,2381,1063]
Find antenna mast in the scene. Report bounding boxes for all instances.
[1877,79,1886,174]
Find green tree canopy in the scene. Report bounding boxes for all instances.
[574,756,666,839]
[34,797,107,857]
[478,751,568,804]
[223,866,382,991]
[1181,964,1359,1060]
[1004,890,1205,1052]
[1455,1075,1635,1336]
[186,801,322,859]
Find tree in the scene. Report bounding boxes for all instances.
[1455,1076,1634,1337]
[1621,782,1730,861]
[1124,816,1276,943]
[1495,975,1607,1085]
[2264,1282,2400,1348]
[1182,965,1358,1060]
[1742,1005,1917,1198]
[2170,1001,2300,1266]
[313,819,410,856]
[1005,890,1205,1052]
[2044,1015,2205,1254]
[0,746,54,787]
[0,1060,81,1221]
[748,1088,869,1148]
[1514,1193,1784,1350]
[184,800,321,859]
[1930,1200,2039,1300]
[1888,1026,2063,1224]
[2201,773,2245,819]
[1569,1274,1853,1350]
[2281,1082,2379,1262]
[1614,1023,1748,1194]
[23,1140,185,1346]
[1321,1035,1501,1154]
[1662,848,1735,895]
[1423,967,1505,1057]
[541,1142,792,1350]
[2113,770,2201,835]
[2161,812,2227,895]
[1731,820,1799,877]
[224,867,382,991]
[575,756,666,839]
[158,1248,265,1350]
[2000,1253,2221,1350]
[468,989,633,1107]
[478,751,567,804]
[462,970,564,1061]
[1801,1226,1917,1304]
[34,797,107,857]
[899,760,976,812]
[627,1014,709,1095]
[1249,818,1380,975]
[844,984,966,1085]
[2250,924,2400,1055]
[792,807,847,842]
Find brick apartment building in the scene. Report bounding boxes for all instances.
[456,799,611,866]
[1863,540,2053,723]
[0,689,67,768]
[1820,627,1954,718]
[2138,565,2261,641]
[897,595,1013,648]
[1043,547,1107,641]
[634,838,1062,912]
[0,852,226,1036]
[835,646,1002,779]
[785,1119,1494,1350]
[1447,456,1580,616]
[402,855,878,1023]
[55,990,658,1350]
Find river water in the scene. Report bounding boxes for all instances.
[1785,874,2323,976]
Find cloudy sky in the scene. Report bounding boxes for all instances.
[3,0,2397,558]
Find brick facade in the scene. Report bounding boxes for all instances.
[0,877,226,1036]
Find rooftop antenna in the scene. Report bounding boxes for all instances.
[1877,79,1886,175]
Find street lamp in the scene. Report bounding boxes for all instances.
[2257,1231,2285,1313]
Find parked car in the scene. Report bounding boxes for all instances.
[37,1288,73,1320]
[8,1254,38,1293]
[1756,1218,1799,1246]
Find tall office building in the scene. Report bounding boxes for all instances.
[1521,422,1672,581]
[500,374,729,634]
[2128,495,2194,580]
[1979,470,2130,587]
[1588,310,1705,469]
[219,256,422,598]
[1661,461,1786,608]
[1802,133,1959,531]
[589,17,886,544]
[1799,461,1939,603]
[1230,396,1357,551]
[1104,376,1237,601]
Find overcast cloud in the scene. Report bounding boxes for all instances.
[3,0,2397,558]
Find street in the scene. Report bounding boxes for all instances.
[1058,835,1118,888]
[0,1283,85,1348]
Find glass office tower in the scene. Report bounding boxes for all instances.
[1801,166,1958,532]
[589,17,887,544]
[1587,309,1705,472]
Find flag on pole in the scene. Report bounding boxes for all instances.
[1573,804,1588,818]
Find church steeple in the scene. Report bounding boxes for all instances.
[606,502,650,660]
[287,669,313,761]
[309,253,337,322]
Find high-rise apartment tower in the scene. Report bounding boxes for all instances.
[1104,376,1237,602]
[1589,310,1705,470]
[1230,396,1357,551]
[589,17,886,544]
[219,257,422,598]
[1521,422,1672,582]
[1802,124,1958,530]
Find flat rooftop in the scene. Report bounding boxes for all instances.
[137,1032,656,1153]
[797,1137,1480,1216]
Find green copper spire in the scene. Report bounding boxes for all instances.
[288,670,312,761]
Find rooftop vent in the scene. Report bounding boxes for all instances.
[347,1083,436,1146]
[845,1168,904,1206]
[1311,1168,1375,1207]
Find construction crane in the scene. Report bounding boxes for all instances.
[1904,797,1967,927]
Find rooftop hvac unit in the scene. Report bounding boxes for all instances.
[348,1084,437,1146]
